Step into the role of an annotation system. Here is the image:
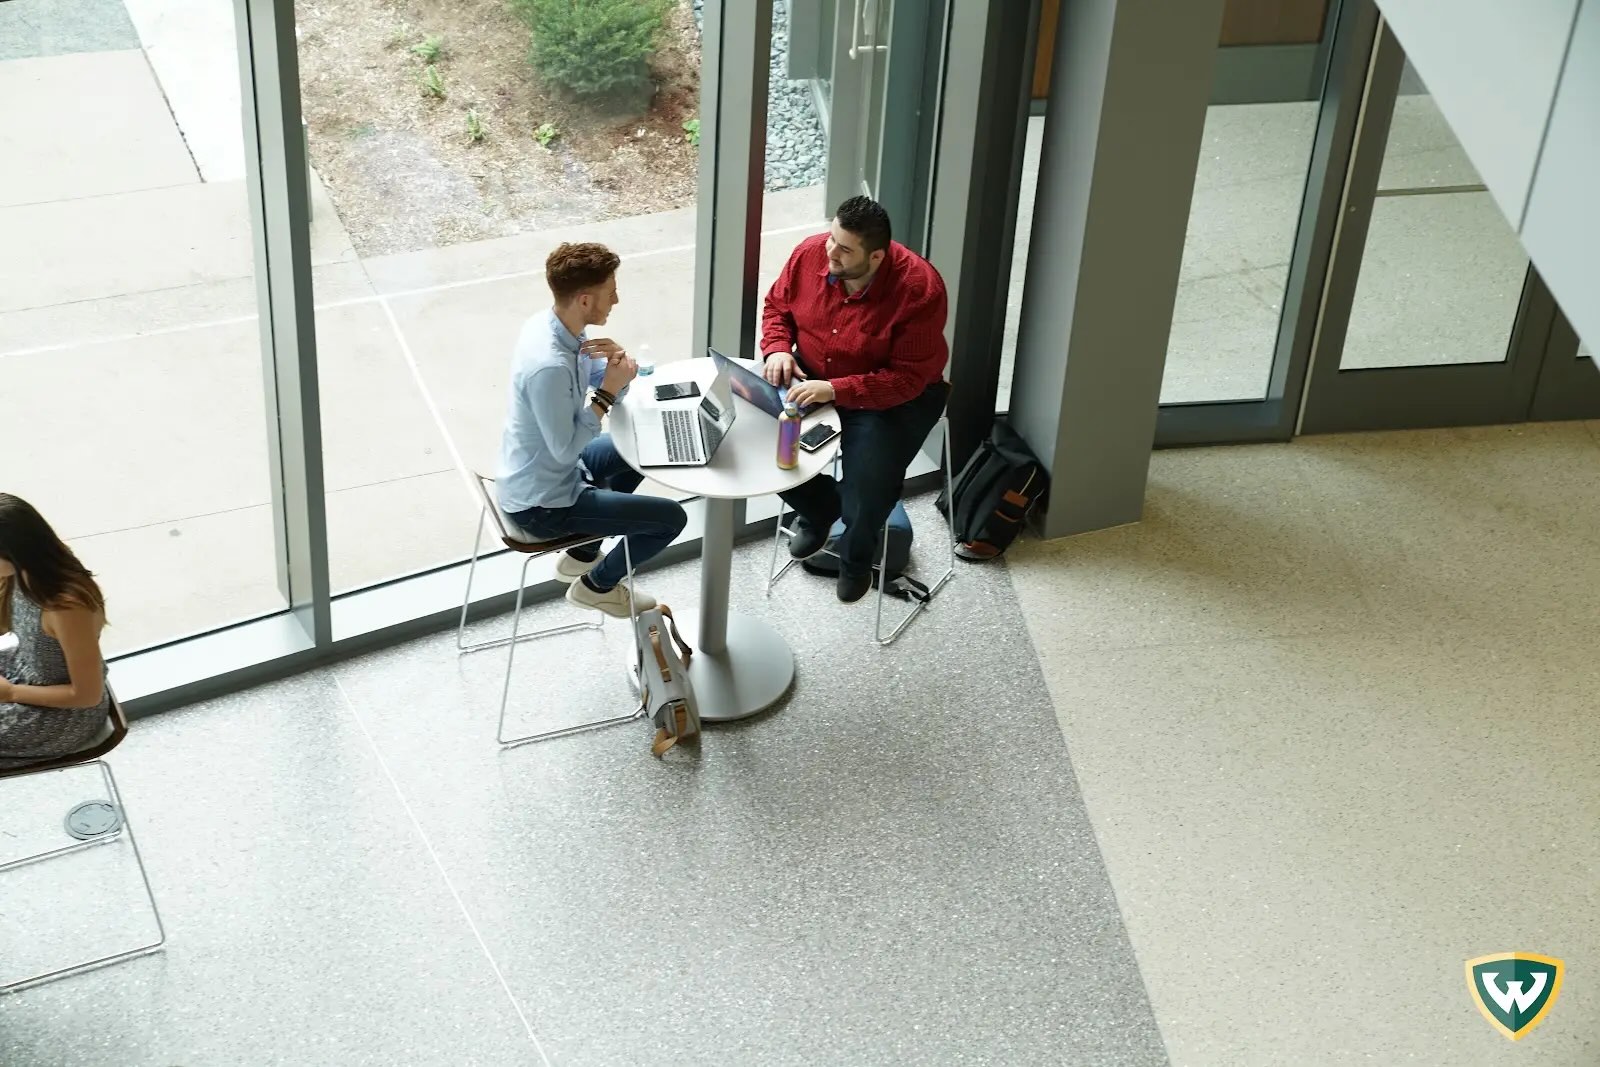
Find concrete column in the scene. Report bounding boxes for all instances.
[1008,0,1223,538]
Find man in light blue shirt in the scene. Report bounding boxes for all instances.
[497,243,687,617]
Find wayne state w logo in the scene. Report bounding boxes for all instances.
[1466,953,1564,1040]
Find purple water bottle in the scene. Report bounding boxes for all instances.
[776,401,802,470]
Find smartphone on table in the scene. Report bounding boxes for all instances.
[655,382,701,402]
[798,422,840,452]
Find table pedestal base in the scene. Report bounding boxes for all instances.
[676,613,794,723]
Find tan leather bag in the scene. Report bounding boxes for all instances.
[633,604,700,756]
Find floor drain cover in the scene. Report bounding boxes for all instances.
[65,800,123,840]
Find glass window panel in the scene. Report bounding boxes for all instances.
[1377,62,1484,191]
[1339,194,1526,369]
[1156,1,1336,405]
[1162,96,1323,404]
[1339,67,1526,370]
[770,0,829,196]
[295,0,708,593]
[1006,3,1346,413]
[1009,4,1336,409]
[3,0,283,653]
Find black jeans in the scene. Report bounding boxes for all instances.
[509,435,688,590]
[780,381,947,575]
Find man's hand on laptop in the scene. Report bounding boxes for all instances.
[786,379,835,407]
[601,354,638,396]
[762,351,807,387]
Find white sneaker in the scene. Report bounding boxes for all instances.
[554,551,600,584]
[565,578,657,618]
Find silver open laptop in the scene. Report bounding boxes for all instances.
[633,366,737,466]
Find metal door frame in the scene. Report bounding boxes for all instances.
[1528,309,1599,420]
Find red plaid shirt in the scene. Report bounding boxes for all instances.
[760,233,949,410]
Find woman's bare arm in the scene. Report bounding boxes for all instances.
[3,605,105,709]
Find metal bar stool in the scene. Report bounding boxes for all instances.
[458,474,644,748]
[0,697,166,994]
[767,415,956,645]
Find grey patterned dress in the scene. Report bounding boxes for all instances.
[0,587,111,770]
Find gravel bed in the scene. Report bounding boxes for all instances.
[691,0,826,192]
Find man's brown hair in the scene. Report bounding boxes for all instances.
[546,242,620,302]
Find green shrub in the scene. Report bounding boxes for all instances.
[420,64,447,99]
[510,0,670,98]
[466,109,486,143]
[410,35,445,62]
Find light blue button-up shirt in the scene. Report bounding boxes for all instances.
[496,310,610,512]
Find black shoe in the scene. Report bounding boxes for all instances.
[836,570,872,603]
[787,518,831,561]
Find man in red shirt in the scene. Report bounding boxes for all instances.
[761,196,950,602]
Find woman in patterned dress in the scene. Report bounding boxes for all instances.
[0,494,112,770]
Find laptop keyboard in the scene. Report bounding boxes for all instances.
[663,408,700,462]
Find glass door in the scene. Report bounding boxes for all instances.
[1298,20,1600,432]
[822,0,941,249]
[1149,0,1370,446]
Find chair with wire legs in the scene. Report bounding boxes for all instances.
[767,415,956,645]
[0,697,166,994]
[457,473,644,748]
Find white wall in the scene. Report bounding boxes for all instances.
[1377,0,1576,226]
[1522,1,1600,352]
[1377,0,1597,351]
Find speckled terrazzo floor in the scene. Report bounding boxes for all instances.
[0,492,1168,1066]
[10,425,1600,1065]
[1010,422,1600,1065]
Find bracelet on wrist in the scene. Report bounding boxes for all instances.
[593,387,616,407]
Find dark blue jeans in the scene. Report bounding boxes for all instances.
[780,382,948,575]
[509,435,688,591]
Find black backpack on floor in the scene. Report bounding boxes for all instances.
[937,420,1046,561]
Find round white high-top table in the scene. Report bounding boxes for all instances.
[611,355,841,722]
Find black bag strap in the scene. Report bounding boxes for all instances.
[800,558,929,600]
[879,573,930,603]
